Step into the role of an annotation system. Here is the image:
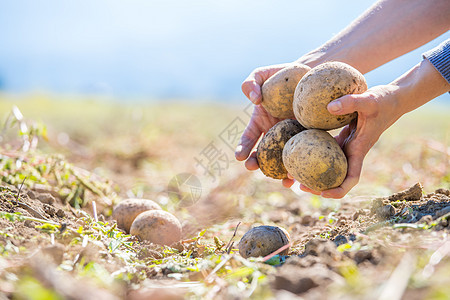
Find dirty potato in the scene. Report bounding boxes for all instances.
[112,198,162,233]
[257,119,306,179]
[261,63,311,119]
[293,61,367,130]
[238,225,290,258]
[282,129,347,191]
[130,210,182,246]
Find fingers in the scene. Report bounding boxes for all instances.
[327,94,369,116]
[241,75,262,105]
[300,184,321,195]
[334,124,351,148]
[244,151,259,171]
[241,65,287,105]
[235,123,262,161]
[282,178,295,188]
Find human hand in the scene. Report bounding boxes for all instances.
[299,85,403,198]
[235,63,296,188]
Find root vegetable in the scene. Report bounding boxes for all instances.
[261,64,311,119]
[130,210,182,246]
[112,198,161,233]
[238,225,290,258]
[293,61,367,130]
[282,129,347,191]
[257,119,306,179]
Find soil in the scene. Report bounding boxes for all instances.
[1,178,450,299]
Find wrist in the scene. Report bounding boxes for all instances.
[295,51,326,68]
[295,48,357,72]
[391,59,450,115]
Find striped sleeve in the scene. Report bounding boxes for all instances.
[423,38,450,84]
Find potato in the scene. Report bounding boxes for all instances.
[112,198,162,233]
[130,210,182,246]
[261,63,311,119]
[257,119,306,179]
[282,129,347,191]
[293,61,367,130]
[238,225,290,258]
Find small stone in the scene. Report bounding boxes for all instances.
[435,188,449,196]
[374,205,395,220]
[137,248,163,260]
[24,220,36,228]
[333,235,348,246]
[435,206,450,218]
[354,249,372,264]
[439,218,448,227]
[37,193,56,205]
[418,215,433,224]
[27,190,37,199]
[43,204,56,217]
[301,215,314,226]
[56,209,66,218]
[271,263,342,295]
[304,239,336,257]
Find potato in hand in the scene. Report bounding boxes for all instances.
[283,129,347,191]
[293,61,367,130]
[256,119,306,179]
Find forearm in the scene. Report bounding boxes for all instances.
[391,58,450,118]
[296,0,450,73]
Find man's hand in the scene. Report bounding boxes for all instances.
[236,63,296,188]
[300,58,449,198]
[299,85,403,198]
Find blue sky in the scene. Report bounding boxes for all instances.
[0,0,449,103]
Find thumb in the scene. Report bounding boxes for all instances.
[327,94,366,115]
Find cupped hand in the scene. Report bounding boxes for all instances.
[299,85,402,198]
[236,63,295,188]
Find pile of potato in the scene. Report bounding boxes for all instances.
[258,61,368,191]
[112,198,182,246]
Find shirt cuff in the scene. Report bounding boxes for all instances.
[423,38,450,84]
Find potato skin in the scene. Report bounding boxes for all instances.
[238,226,290,258]
[261,63,311,119]
[112,198,162,233]
[130,210,182,246]
[293,61,367,130]
[282,129,347,191]
[257,119,306,179]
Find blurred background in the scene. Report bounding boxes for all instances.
[0,0,449,103]
[0,0,448,204]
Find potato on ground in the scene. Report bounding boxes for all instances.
[238,225,290,258]
[282,129,347,191]
[130,210,182,246]
[293,61,367,130]
[261,63,311,119]
[257,119,306,179]
[112,198,161,233]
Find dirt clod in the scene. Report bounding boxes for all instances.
[374,205,396,220]
[435,206,450,218]
[333,235,348,246]
[37,193,56,205]
[304,239,337,258]
[387,182,423,202]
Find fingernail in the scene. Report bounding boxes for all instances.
[235,145,243,154]
[328,100,342,112]
[249,91,258,103]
